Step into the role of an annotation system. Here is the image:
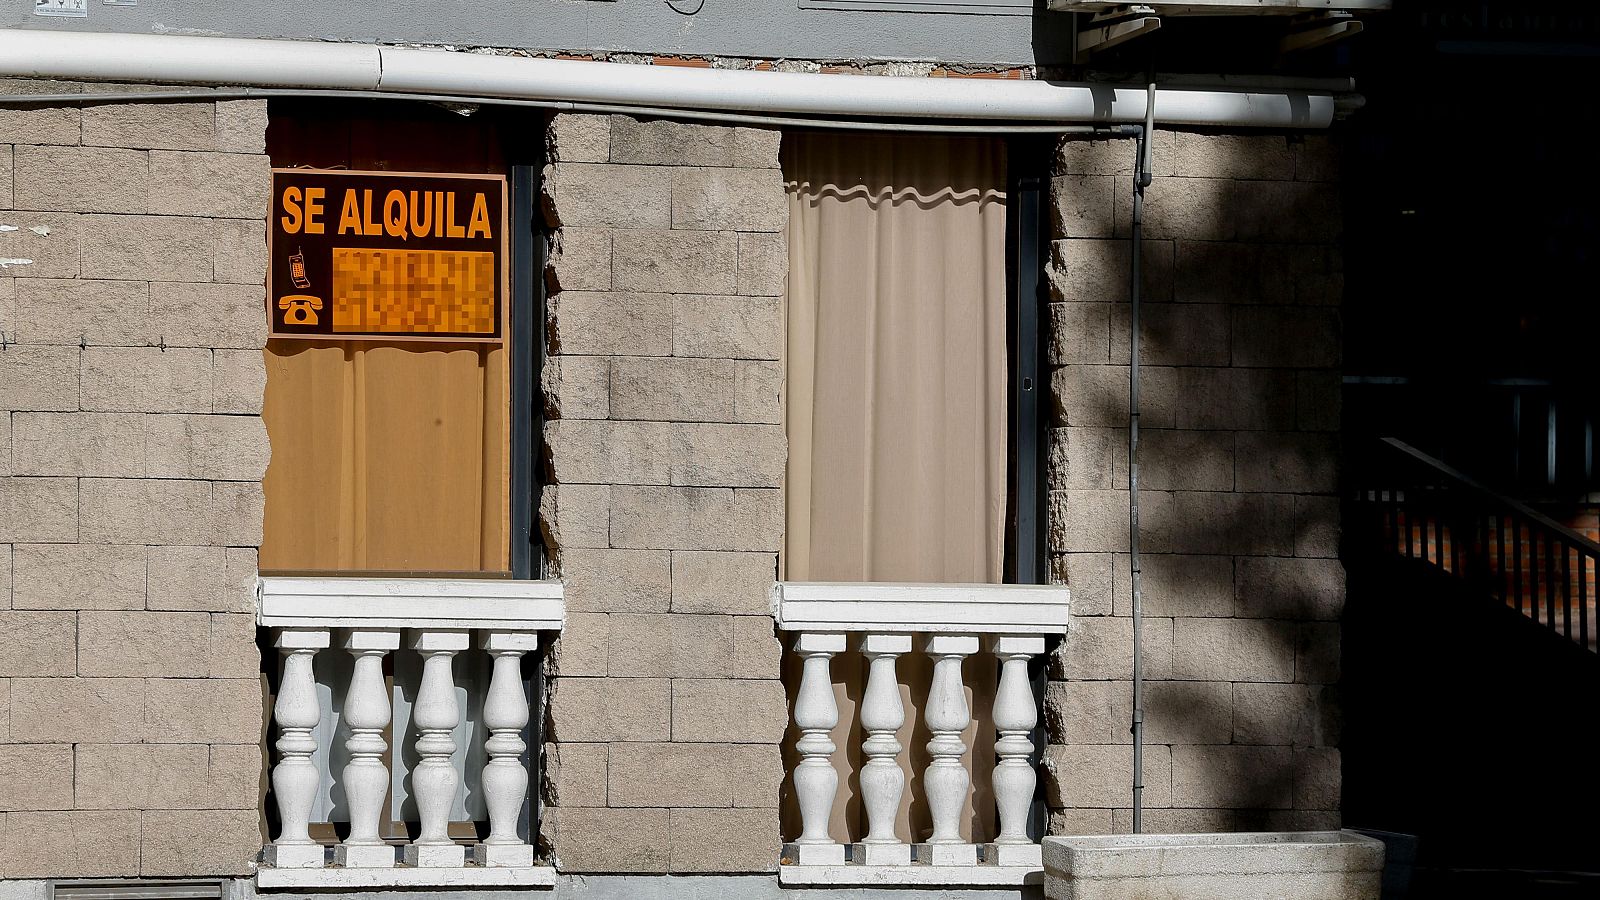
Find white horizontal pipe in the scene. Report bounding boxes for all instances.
[0,30,382,89]
[379,47,1333,127]
[0,29,1335,129]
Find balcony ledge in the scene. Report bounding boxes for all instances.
[255,865,557,890]
[771,581,1069,634]
[778,863,1043,886]
[258,576,565,631]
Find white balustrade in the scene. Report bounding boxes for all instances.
[855,633,911,866]
[920,633,979,867]
[405,629,469,867]
[256,577,564,888]
[475,630,539,868]
[336,628,400,868]
[772,582,1069,885]
[265,628,331,869]
[787,631,847,866]
[990,634,1047,867]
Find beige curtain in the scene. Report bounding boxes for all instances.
[781,133,1009,845]
[261,340,509,574]
[784,132,1009,584]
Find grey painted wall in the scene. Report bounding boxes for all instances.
[4,0,1081,68]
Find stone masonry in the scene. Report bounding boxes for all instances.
[538,113,789,874]
[1042,132,1344,835]
[0,85,269,877]
[0,91,1345,881]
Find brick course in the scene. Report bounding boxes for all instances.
[540,113,786,874]
[1043,132,1343,835]
[0,89,267,877]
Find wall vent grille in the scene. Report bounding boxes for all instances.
[51,882,224,900]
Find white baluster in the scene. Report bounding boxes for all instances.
[918,633,979,867]
[988,635,1045,867]
[265,628,331,868]
[473,630,538,868]
[854,633,911,866]
[783,632,846,866]
[403,629,468,868]
[335,629,400,868]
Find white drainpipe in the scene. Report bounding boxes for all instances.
[0,30,1336,129]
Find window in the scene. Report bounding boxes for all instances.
[260,101,540,578]
[778,131,1050,849]
[257,101,547,862]
[782,131,1047,586]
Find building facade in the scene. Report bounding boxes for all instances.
[1,2,1358,897]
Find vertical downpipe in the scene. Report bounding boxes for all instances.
[1129,84,1156,835]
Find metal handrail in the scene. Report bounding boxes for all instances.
[1353,437,1599,652]
[1377,438,1600,558]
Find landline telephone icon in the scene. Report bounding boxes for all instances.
[279,294,323,326]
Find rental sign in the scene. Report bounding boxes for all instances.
[268,169,508,342]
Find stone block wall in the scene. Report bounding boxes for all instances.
[1041,132,1344,834]
[538,113,788,874]
[0,85,269,878]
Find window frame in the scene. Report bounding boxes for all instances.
[1007,136,1051,588]
[509,159,543,582]
[261,100,543,579]
[508,144,546,845]
[259,99,549,851]
[1005,136,1052,845]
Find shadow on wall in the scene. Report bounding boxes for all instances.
[1037,129,1347,836]
[768,130,1349,842]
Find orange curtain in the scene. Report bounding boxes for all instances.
[261,340,508,574]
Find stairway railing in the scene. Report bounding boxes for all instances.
[1350,437,1599,652]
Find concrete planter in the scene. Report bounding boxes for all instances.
[1042,831,1385,900]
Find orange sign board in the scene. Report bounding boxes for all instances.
[268,169,507,342]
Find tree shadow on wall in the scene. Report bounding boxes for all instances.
[770,131,1350,846]
[1040,130,1347,836]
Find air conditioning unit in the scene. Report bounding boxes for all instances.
[1045,1,1390,11]
[1045,1,1390,59]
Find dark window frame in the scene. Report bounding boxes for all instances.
[508,162,543,582]
[1005,135,1052,844]
[507,133,546,846]
[1007,136,1051,589]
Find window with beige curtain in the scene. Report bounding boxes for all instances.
[784,131,1010,584]
[782,132,1011,845]
[261,340,509,574]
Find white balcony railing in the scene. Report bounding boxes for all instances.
[772,582,1070,886]
[256,577,564,888]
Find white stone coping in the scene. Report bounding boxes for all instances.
[257,576,565,631]
[254,865,557,889]
[777,864,1043,886]
[771,582,1069,634]
[1042,830,1386,879]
